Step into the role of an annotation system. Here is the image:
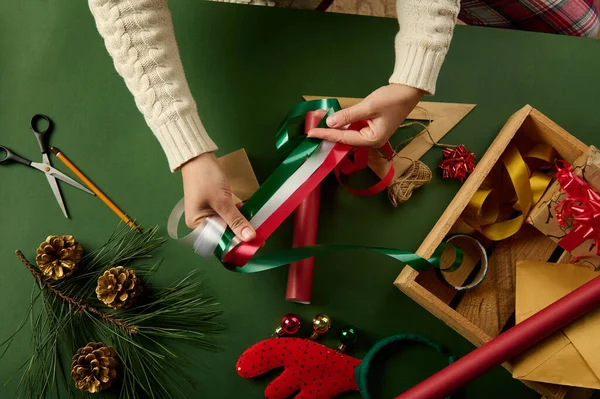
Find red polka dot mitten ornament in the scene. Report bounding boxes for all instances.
[236,337,360,399]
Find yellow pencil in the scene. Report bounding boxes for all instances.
[51,147,141,233]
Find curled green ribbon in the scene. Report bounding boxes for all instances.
[234,241,463,274]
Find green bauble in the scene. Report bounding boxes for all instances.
[340,326,359,346]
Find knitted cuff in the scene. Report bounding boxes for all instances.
[154,113,218,172]
[389,41,447,96]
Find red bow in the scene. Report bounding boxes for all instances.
[555,160,600,256]
[439,144,476,182]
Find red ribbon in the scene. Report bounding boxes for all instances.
[334,120,395,196]
[555,160,600,256]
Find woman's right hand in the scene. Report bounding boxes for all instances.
[181,153,256,241]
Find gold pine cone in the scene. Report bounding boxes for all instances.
[35,235,83,280]
[96,266,143,310]
[71,342,118,394]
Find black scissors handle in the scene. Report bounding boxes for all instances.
[0,145,32,166]
[29,114,53,155]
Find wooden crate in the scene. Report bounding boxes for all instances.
[394,105,595,399]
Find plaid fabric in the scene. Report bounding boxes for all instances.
[459,0,600,36]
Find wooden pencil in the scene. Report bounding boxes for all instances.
[51,147,141,232]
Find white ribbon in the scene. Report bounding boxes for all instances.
[167,199,225,258]
[167,140,337,258]
[248,140,335,227]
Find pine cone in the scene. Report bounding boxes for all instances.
[35,235,83,280]
[71,342,118,393]
[96,266,143,309]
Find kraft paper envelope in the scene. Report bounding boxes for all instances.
[512,261,600,388]
[218,149,260,203]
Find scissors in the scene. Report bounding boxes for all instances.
[0,114,94,218]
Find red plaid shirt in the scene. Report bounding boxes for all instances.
[460,0,600,37]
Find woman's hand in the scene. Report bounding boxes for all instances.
[307,84,424,147]
[181,153,256,241]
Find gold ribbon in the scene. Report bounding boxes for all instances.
[462,143,555,241]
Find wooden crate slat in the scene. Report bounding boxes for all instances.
[413,269,459,305]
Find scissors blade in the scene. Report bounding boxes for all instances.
[38,154,68,218]
[46,171,69,218]
[30,162,95,196]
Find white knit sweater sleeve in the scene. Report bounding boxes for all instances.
[88,0,217,172]
[391,0,460,95]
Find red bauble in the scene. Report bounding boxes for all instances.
[280,313,301,335]
[439,144,476,182]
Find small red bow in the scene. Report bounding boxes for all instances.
[439,144,476,182]
[555,160,600,256]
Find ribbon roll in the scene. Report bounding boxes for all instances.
[436,234,489,291]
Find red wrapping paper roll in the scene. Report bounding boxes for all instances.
[286,112,323,304]
[396,274,600,399]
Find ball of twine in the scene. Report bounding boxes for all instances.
[387,159,432,207]
[382,107,455,207]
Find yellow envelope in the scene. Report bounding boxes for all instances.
[512,261,600,389]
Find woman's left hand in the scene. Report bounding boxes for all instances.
[307,84,424,147]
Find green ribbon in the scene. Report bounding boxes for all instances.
[215,99,341,260]
[275,98,340,157]
[230,242,463,275]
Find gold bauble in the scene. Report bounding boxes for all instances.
[312,314,331,335]
[71,342,118,394]
[35,235,83,280]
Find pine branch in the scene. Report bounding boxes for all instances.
[7,226,222,399]
[15,250,138,335]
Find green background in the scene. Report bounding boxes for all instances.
[1,1,600,398]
